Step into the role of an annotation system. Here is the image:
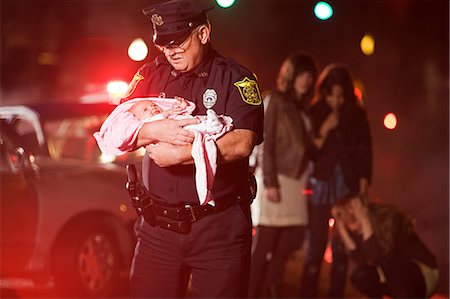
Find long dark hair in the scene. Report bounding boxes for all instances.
[334,194,414,257]
[311,63,366,137]
[276,52,318,103]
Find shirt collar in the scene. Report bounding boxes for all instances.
[155,45,216,79]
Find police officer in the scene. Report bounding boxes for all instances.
[122,0,264,297]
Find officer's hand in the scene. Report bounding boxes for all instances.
[146,142,192,167]
[141,118,199,146]
[266,187,281,203]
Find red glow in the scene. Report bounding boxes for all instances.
[252,227,256,237]
[303,189,313,195]
[324,243,333,264]
[384,113,397,130]
[328,218,335,228]
[354,87,363,101]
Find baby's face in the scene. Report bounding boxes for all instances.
[129,100,162,119]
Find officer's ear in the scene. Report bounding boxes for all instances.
[197,22,211,45]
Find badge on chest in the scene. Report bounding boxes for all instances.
[203,89,217,109]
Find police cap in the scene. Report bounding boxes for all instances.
[142,0,212,47]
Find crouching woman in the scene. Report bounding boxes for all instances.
[331,194,439,298]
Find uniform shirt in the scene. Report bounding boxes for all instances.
[122,45,264,204]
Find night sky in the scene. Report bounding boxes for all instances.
[1,0,449,294]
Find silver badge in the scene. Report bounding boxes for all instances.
[203,89,217,109]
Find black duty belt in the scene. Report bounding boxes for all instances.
[125,164,252,234]
[142,195,243,234]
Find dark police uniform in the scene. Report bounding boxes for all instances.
[123,1,264,297]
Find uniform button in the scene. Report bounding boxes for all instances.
[167,224,171,229]
[163,210,168,215]
[171,70,177,77]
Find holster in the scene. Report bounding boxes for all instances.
[125,164,254,234]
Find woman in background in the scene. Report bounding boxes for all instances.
[332,194,439,298]
[248,52,318,298]
[300,64,372,298]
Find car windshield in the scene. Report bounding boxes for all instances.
[42,114,145,165]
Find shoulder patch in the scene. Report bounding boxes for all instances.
[125,71,144,98]
[233,77,262,106]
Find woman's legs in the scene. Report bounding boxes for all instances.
[266,226,306,297]
[248,226,279,298]
[300,203,330,298]
[351,259,426,299]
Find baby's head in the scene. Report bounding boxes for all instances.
[128,100,162,120]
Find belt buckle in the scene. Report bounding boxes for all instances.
[184,203,196,222]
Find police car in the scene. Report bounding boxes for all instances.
[0,103,139,297]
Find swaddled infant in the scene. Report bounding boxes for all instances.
[93,97,233,205]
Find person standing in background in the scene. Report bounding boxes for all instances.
[248,52,318,298]
[300,63,373,298]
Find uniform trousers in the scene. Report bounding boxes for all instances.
[130,201,252,298]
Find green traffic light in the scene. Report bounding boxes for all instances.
[216,0,236,9]
[314,1,333,20]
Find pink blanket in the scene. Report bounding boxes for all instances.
[93,97,233,205]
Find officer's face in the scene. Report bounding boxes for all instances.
[159,26,209,73]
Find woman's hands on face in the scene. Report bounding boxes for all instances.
[349,196,369,222]
[348,196,373,240]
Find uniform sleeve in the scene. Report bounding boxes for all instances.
[120,64,153,103]
[262,93,280,188]
[225,70,264,145]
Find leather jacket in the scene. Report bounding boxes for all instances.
[263,91,311,187]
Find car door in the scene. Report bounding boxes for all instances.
[0,120,40,276]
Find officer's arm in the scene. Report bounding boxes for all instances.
[135,118,199,149]
[168,129,256,165]
[147,128,255,167]
[175,128,255,164]
[215,129,255,163]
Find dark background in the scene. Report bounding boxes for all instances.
[1,0,449,294]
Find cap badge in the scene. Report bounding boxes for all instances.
[151,14,164,26]
[234,77,262,105]
[203,89,217,109]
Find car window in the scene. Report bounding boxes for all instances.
[0,123,27,173]
[43,114,144,165]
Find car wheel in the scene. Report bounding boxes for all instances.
[51,218,121,297]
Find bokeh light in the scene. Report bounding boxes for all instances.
[128,38,148,61]
[384,113,398,130]
[106,80,128,101]
[314,1,333,20]
[360,33,375,56]
[354,87,363,101]
[216,0,236,8]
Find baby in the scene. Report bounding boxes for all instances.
[127,97,189,122]
[93,97,233,205]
